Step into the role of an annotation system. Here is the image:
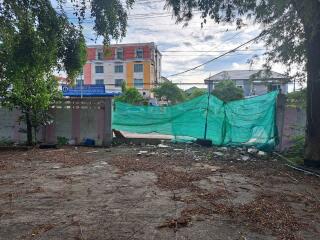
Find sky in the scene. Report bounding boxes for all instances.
[53,0,300,91]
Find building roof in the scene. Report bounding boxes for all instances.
[87,42,156,48]
[205,70,289,81]
[160,76,170,82]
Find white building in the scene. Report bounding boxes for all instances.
[205,70,290,96]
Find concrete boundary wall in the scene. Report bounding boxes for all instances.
[279,106,306,151]
[0,97,113,146]
[0,96,306,150]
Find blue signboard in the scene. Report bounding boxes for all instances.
[62,84,121,97]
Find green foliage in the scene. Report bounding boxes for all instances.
[287,88,306,108]
[0,138,15,146]
[61,29,87,81]
[212,80,244,102]
[186,88,207,99]
[153,82,186,104]
[0,0,84,145]
[116,88,145,105]
[57,136,69,146]
[121,80,127,93]
[284,135,305,165]
[56,0,135,45]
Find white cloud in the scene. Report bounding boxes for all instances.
[60,0,296,88]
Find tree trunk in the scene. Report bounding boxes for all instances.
[304,7,320,167]
[25,111,33,146]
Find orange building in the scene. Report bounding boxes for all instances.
[78,42,162,97]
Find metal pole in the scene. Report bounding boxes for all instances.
[204,92,210,139]
[80,69,83,99]
[204,78,213,140]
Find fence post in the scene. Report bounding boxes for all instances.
[276,93,286,151]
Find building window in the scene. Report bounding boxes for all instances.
[134,64,143,73]
[95,65,104,73]
[114,65,123,73]
[97,50,104,60]
[134,79,143,88]
[76,79,84,85]
[116,48,123,60]
[95,79,104,85]
[135,48,143,59]
[115,79,123,87]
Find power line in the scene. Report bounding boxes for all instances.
[161,53,262,57]
[161,49,265,53]
[166,32,266,78]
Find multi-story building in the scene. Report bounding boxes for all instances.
[77,42,161,97]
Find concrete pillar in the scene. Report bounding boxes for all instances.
[71,102,81,144]
[276,93,286,151]
[103,97,113,146]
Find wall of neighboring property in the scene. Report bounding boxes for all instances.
[279,106,306,151]
[0,108,26,143]
[0,98,113,146]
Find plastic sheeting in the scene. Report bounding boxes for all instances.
[113,91,278,150]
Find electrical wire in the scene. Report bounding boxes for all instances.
[165,32,266,78]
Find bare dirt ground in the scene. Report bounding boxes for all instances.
[0,144,319,240]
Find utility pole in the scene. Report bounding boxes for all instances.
[80,69,83,99]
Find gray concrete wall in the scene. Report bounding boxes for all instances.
[0,108,26,143]
[0,97,113,146]
[279,106,306,151]
[54,108,73,140]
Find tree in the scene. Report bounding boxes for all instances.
[186,87,207,99]
[11,76,62,143]
[153,81,186,104]
[287,88,306,108]
[212,80,244,102]
[116,87,145,105]
[0,0,86,145]
[0,0,131,145]
[56,0,135,45]
[163,0,320,166]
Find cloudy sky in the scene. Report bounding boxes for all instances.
[53,0,298,90]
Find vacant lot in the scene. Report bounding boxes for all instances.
[0,144,319,240]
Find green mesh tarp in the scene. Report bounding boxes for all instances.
[113,91,278,150]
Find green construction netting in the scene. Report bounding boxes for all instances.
[112,91,278,150]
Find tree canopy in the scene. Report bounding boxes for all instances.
[185,87,207,100]
[212,80,244,102]
[153,81,186,104]
[0,0,86,145]
[116,87,146,105]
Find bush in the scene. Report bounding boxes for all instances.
[116,87,145,105]
[212,80,244,102]
[284,135,304,165]
[57,136,68,146]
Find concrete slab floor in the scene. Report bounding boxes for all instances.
[0,144,319,240]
